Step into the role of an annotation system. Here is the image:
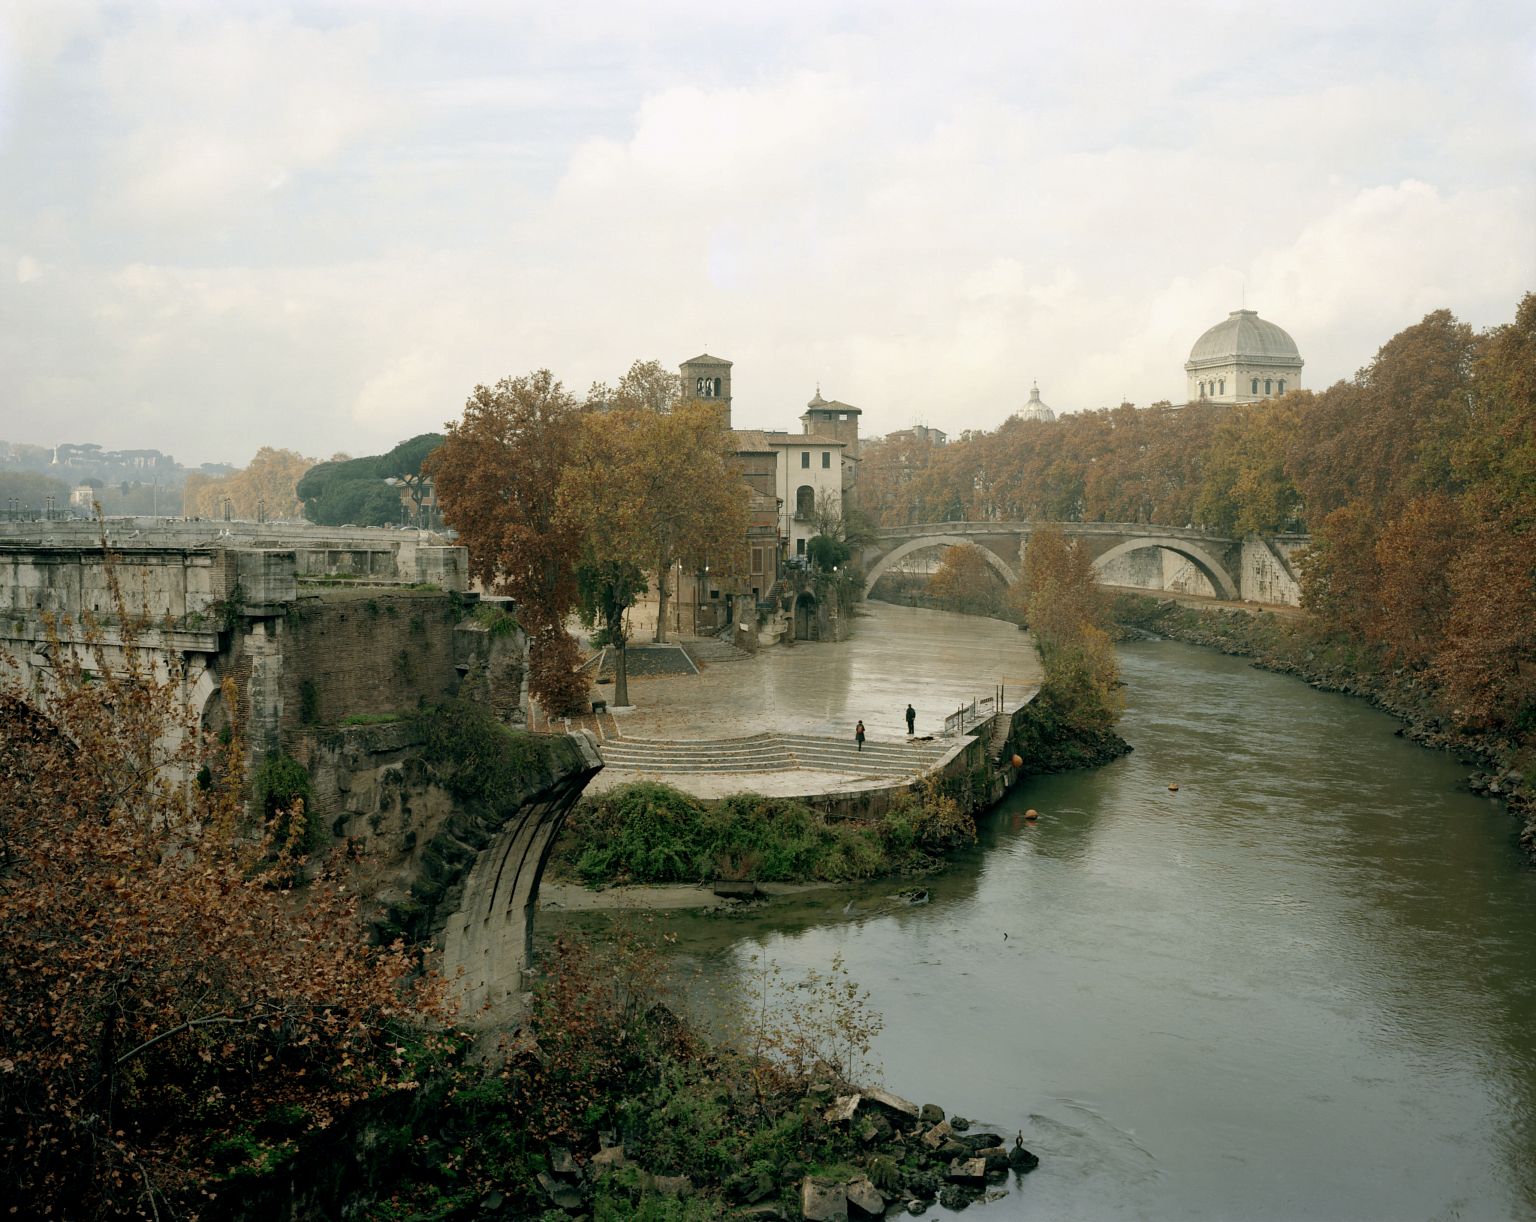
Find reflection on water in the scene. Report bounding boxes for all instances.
[542,637,1536,1221]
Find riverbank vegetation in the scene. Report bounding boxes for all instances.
[549,779,975,888]
[244,924,1024,1219]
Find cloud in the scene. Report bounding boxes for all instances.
[0,2,1532,462]
[96,13,391,223]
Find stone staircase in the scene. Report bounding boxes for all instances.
[598,731,952,778]
[985,713,1014,765]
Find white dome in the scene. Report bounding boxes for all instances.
[1017,382,1055,422]
[1186,309,1302,369]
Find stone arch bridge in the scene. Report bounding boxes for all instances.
[862,521,1308,606]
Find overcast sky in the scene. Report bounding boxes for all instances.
[2,1,1533,467]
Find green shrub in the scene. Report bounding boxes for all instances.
[417,700,547,807]
[570,783,707,884]
[252,752,323,855]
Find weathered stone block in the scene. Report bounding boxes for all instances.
[824,1094,861,1124]
[845,1175,884,1217]
[947,1158,986,1185]
[859,1087,919,1122]
[800,1176,848,1221]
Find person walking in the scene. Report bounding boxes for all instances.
[855,719,866,751]
[905,703,916,735]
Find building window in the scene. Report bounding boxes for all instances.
[1198,382,1205,397]
[1251,378,1259,395]
[1277,380,1285,394]
[795,485,815,518]
[800,451,810,468]
[796,538,806,555]
[1219,379,1225,395]
[1265,379,1273,394]
[821,451,831,468]
[751,547,764,573]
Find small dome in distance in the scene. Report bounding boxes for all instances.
[1017,382,1056,423]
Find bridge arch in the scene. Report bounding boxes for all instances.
[865,535,1018,590]
[1090,536,1239,600]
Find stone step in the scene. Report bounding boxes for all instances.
[596,730,955,779]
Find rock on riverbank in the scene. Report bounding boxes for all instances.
[527,1084,1039,1218]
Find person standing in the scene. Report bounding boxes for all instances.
[905,703,916,735]
[855,719,866,751]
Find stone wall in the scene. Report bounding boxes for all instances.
[0,544,233,619]
[277,592,462,729]
[1239,536,1303,607]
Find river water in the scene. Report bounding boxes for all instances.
[547,636,1536,1220]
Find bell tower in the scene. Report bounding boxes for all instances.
[679,353,733,427]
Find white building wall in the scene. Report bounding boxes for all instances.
[1188,362,1302,404]
[776,443,847,558]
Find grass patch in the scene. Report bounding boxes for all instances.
[548,779,975,887]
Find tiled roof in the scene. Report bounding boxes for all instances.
[731,429,774,452]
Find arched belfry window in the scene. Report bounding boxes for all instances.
[713,377,722,396]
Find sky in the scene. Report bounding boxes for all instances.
[1,1,1533,468]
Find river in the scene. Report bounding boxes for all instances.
[545,635,1536,1220]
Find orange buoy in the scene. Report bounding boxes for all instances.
[1010,754,1023,768]
[1024,808,1039,820]
[1168,783,1180,792]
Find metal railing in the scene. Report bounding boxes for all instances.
[941,678,1038,737]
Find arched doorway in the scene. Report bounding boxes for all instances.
[794,591,818,641]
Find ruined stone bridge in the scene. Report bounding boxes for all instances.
[0,519,599,1027]
[862,520,1309,606]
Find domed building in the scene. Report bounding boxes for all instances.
[1017,382,1056,422]
[1185,309,1303,404]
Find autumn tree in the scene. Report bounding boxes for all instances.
[428,370,591,715]
[0,562,443,1218]
[1194,398,1304,534]
[1016,524,1122,735]
[181,446,314,519]
[1371,492,1464,667]
[926,543,1005,616]
[560,368,750,668]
